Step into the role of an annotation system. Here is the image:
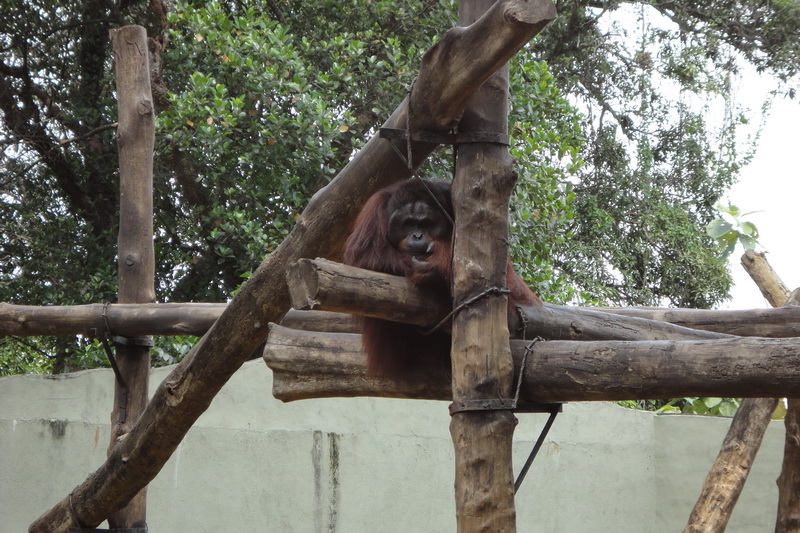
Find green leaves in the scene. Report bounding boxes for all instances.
[507,60,583,304]
[3,0,796,373]
[706,203,760,260]
[657,397,742,417]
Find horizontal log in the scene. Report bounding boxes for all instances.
[0,302,224,337]
[278,306,800,340]
[286,258,449,326]
[599,306,800,338]
[280,309,358,333]
[286,259,731,341]
[6,298,800,341]
[264,324,800,403]
[521,302,730,341]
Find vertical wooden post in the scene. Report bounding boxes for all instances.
[449,2,518,531]
[774,288,800,533]
[776,398,800,532]
[108,25,156,530]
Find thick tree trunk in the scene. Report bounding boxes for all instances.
[683,250,791,533]
[264,324,800,402]
[106,25,156,531]
[29,8,555,531]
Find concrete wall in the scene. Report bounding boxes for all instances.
[0,360,785,532]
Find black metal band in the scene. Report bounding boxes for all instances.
[69,527,147,533]
[449,398,516,415]
[379,127,510,146]
[112,335,154,347]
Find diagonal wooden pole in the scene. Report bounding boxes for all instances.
[683,250,788,533]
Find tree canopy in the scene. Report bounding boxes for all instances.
[1,0,799,373]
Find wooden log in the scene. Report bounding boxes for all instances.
[106,26,156,531]
[286,258,449,327]
[280,309,358,333]
[683,398,780,533]
[683,250,791,533]
[264,324,800,402]
[6,284,800,340]
[284,300,800,340]
[284,258,731,341]
[29,7,556,531]
[521,302,730,340]
[0,302,224,337]
[411,0,556,130]
[597,305,800,338]
[447,0,535,528]
[741,249,790,307]
[776,398,800,533]
[775,290,800,533]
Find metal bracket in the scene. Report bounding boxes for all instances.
[112,335,154,347]
[379,127,510,146]
[514,406,561,493]
[68,526,147,533]
[449,400,562,416]
[449,398,515,415]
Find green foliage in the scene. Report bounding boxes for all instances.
[707,203,760,260]
[528,3,779,307]
[2,0,799,373]
[657,397,742,417]
[508,59,583,303]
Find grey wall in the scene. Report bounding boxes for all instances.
[0,360,785,532]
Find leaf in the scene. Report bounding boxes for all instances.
[702,397,722,409]
[719,400,740,417]
[706,219,732,239]
[740,221,758,237]
[739,234,757,250]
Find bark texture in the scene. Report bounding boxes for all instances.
[264,324,800,403]
[107,25,156,531]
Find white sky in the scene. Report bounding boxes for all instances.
[595,4,799,310]
[722,86,800,310]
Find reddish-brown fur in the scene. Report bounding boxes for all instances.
[344,178,540,378]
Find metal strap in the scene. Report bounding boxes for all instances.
[379,127,510,146]
[112,335,154,347]
[449,398,515,415]
[69,526,147,533]
[514,408,560,493]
